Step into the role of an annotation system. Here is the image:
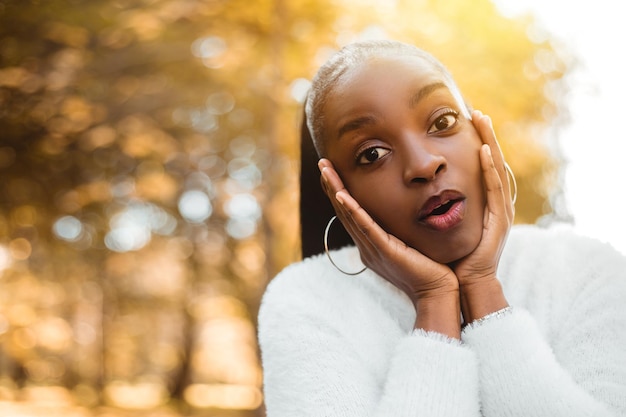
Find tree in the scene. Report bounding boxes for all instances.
[0,0,566,415]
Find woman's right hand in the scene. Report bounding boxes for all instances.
[319,158,461,338]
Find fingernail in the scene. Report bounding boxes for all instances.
[485,115,492,127]
[317,159,327,171]
[335,192,345,205]
[483,144,492,156]
[320,166,328,181]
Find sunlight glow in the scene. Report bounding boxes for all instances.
[184,383,262,410]
[0,246,12,273]
[105,202,177,252]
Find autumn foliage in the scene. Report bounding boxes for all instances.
[0,0,565,415]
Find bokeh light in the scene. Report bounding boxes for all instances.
[0,245,12,272]
[178,190,212,223]
[53,216,84,242]
[0,0,570,416]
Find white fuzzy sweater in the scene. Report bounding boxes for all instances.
[258,225,626,416]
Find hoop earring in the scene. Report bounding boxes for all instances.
[504,162,518,205]
[324,216,367,276]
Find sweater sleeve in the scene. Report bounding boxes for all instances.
[462,230,626,417]
[258,262,481,417]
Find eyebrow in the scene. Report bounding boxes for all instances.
[408,82,448,108]
[337,115,378,139]
[336,82,450,140]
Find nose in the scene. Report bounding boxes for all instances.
[402,141,447,184]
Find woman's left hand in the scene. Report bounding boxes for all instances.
[453,111,514,319]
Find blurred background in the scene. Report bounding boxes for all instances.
[495,0,626,256]
[0,0,614,415]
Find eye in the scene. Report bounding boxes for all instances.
[356,146,391,165]
[428,110,459,133]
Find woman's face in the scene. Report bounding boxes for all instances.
[322,55,486,264]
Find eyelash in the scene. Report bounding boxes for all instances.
[354,107,459,165]
[355,145,391,166]
[428,108,459,133]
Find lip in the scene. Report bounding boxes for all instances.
[417,190,466,231]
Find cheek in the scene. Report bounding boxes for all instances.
[453,132,483,184]
[344,173,408,230]
[346,179,381,209]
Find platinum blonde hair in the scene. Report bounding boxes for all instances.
[305,40,467,156]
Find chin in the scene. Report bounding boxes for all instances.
[428,248,469,265]
[419,230,483,265]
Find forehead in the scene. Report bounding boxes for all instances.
[334,54,445,98]
[323,55,453,134]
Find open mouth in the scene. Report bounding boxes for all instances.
[419,197,463,220]
[428,199,459,217]
[418,192,466,231]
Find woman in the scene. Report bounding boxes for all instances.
[257,40,626,416]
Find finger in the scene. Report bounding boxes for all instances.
[334,200,379,266]
[318,159,362,231]
[472,111,506,177]
[318,159,416,265]
[318,159,346,195]
[480,144,508,231]
[318,162,368,241]
[335,190,383,242]
[472,111,513,218]
[334,188,414,265]
[318,160,381,257]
